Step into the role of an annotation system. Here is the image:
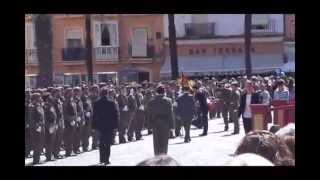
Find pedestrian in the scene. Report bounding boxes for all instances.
[146,84,174,155]
[92,87,119,165]
[63,88,77,157]
[238,80,263,134]
[43,92,57,161]
[30,93,45,164]
[52,87,65,159]
[108,88,119,145]
[143,89,154,135]
[73,87,85,154]
[229,81,240,134]
[176,86,196,143]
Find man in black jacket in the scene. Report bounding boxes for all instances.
[238,80,263,134]
[194,81,209,136]
[92,87,119,165]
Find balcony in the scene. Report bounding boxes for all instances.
[25,49,38,63]
[95,46,119,61]
[62,48,87,61]
[251,20,278,36]
[129,43,155,59]
[184,23,215,38]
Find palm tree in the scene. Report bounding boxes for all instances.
[244,14,252,77]
[85,14,94,85]
[34,14,53,88]
[168,14,179,80]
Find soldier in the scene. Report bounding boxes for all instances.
[108,88,119,144]
[146,85,174,155]
[127,87,138,142]
[143,89,154,135]
[134,88,145,140]
[194,81,209,136]
[63,88,77,157]
[73,87,85,154]
[230,81,241,134]
[81,86,93,152]
[176,86,196,143]
[90,85,100,149]
[165,85,176,138]
[214,82,223,118]
[30,93,45,165]
[117,88,129,144]
[52,87,65,159]
[43,93,57,161]
[221,82,232,131]
[25,89,32,158]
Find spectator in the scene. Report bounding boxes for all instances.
[234,130,295,166]
[273,79,290,102]
[287,77,295,101]
[136,155,180,166]
[225,153,274,166]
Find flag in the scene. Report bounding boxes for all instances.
[181,72,189,87]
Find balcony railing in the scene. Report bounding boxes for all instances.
[25,49,38,63]
[129,43,155,59]
[95,46,119,60]
[251,20,278,35]
[185,23,215,38]
[62,48,87,61]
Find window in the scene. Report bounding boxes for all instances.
[95,22,118,47]
[191,14,209,23]
[189,49,194,55]
[156,32,162,39]
[132,28,148,57]
[65,28,82,48]
[252,14,269,30]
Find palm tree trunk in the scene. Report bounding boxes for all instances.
[244,14,252,77]
[85,14,94,85]
[34,14,53,88]
[168,14,179,80]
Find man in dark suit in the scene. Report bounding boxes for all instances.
[146,85,174,155]
[176,86,196,143]
[194,81,209,136]
[238,80,263,134]
[92,87,119,165]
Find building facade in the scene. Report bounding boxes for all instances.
[283,14,295,72]
[25,14,165,88]
[161,14,285,78]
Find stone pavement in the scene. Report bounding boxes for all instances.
[25,117,273,166]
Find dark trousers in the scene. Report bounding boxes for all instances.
[99,133,112,163]
[135,110,145,139]
[119,111,129,142]
[45,130,56,160]
[64,125,75,156]
[127,111,138,139]
[53,127,64,157]
[153,126,169,155]
[73,125,83,152]
[230,109,239,133]
[81,124,91,151]
[182,119,191,141]
[31,130,45,164]
[91,130,99,149]
[25,128,31,157]
[242,117,252,134]
[200,110,208,134]
[175,117,182,136]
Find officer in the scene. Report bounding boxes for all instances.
[73,87,85,154]
[230,81,241,134]
[127,87,138,142]
[134,87,145,140]
[52,87,65,159]
[43,92,57,161]
[146,85,174,155]
[90,85,100,149]
[63,88,77,157]
[25,89,32,158]
[214,82,223,118]
[117,87,129,144]
[30,93,45,165]
[143,89,154,135]
[176,86,196,143]
[221,82,232,131]
[81,86,93,152]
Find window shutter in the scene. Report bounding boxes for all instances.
[95,22,101,47]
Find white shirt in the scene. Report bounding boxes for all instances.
[243,94,252,118]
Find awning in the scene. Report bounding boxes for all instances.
[160,54,284,76]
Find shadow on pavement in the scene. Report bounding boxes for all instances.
[208,130,226,134]
[221,134,235,137]
[169,141,188,145]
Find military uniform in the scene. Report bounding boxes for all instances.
[52,95,64,159]
[214,85,223,118]
[143,90,153,135]
[117,93,129,143]
[134,92,145,140]
[127,92,137,141]
[81,95,93,151]
[229,83,241,134]
[73,96,84,153]
[221,85,232,131]
[147,94,174,155]
[30,101,45,164]
[166,89,176,138]
[43,101,57,161]
[90,94,100,149]
[63,97,77,156]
